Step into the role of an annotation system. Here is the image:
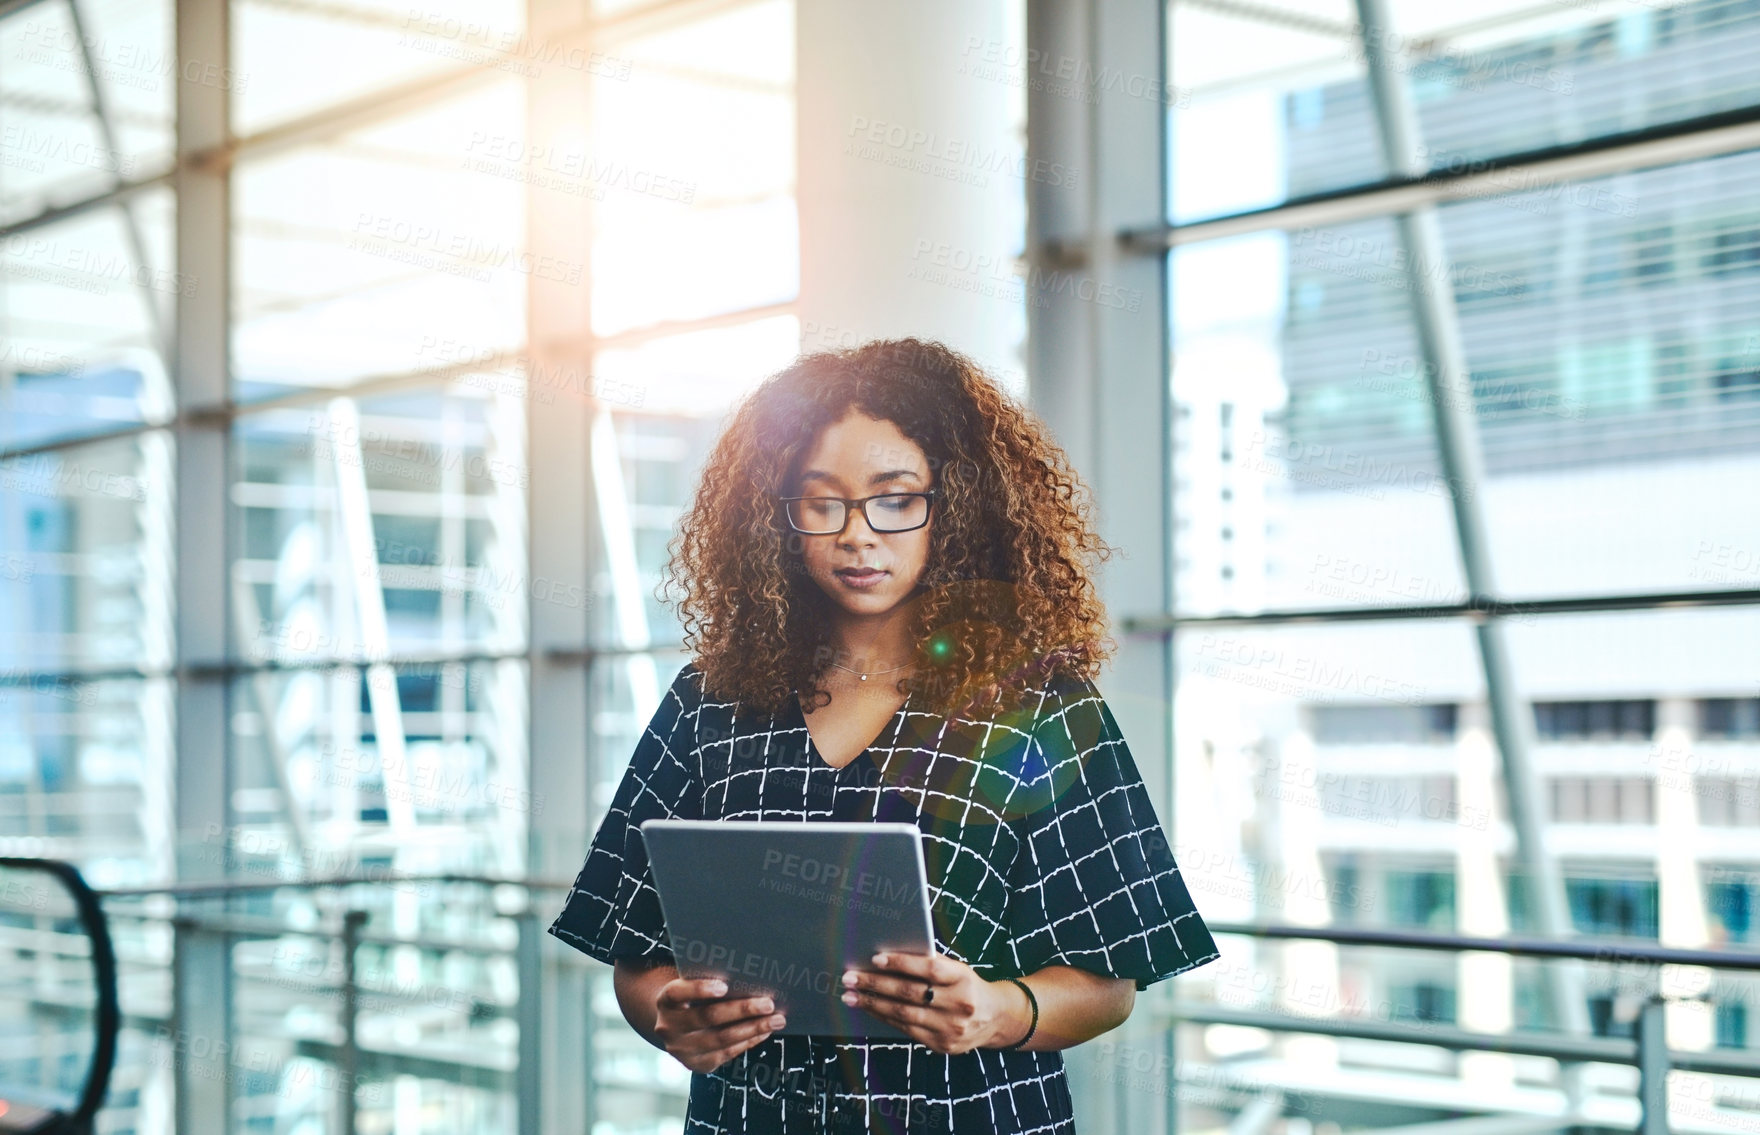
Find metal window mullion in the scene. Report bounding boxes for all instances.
[1126,106,1760,250]
[1352,0,1590,1041]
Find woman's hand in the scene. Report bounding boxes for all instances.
[841,951,1029,1055]
[651,977,786,1073]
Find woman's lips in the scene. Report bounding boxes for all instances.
[835,568,888,589]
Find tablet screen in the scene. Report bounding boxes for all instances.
[640,820,935,1038]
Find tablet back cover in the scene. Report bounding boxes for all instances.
[641,820,934,1038]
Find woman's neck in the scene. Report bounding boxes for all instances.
[827,592,924,669]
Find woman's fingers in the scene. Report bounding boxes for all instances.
[842,987,932,1029]
[696,995,776,1028]
[691,1027,778,1073]
[675,1012,787,1071]
[843,969,940,1006]
[868,950,961,985]
[688,1012,785,1051]
[656,976,731,1008]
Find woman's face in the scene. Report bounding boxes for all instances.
[787,410,934,619]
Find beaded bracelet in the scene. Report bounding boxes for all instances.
[1002,977,1038,1050]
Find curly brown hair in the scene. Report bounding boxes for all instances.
[658,337,1119,723]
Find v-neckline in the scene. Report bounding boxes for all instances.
[794,687,912,772]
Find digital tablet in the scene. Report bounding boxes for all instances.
[639,819,935,1039]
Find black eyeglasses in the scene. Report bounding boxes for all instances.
[774,490,938,535]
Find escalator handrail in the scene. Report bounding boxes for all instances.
[0,857,120,1126]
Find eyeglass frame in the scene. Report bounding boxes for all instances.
[773,489,939,535]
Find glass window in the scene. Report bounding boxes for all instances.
[589,0,796,336]
[0,189,176,450]
[231,81,529,403]
[1700,697,1760,737]
[232,381,529,663]
[1533,700,1656,741]
[1310,702,1457,743]
[0,431,173,673]
[0,0,174,219]
[231,0,525,135]
[1707,868,1759,944]
[1565,871,1660,939]
[1172,226,1467,618]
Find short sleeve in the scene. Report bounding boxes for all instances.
[548,662,704,966]
[1003,674,1219,990]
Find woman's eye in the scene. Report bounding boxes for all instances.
[876,496,909,512]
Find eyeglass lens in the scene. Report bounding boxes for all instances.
[787,494,928,534]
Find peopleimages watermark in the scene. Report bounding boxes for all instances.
[1210,957,1463,1024]
[0,669,99,709]
[1260,757,1491,831]
[1305,552,1464,610]
[1292,226,1523,301]
[14,20,247,92]
[1092,1042,1316,1111]
[715,1063,941,1130]
[1346,25,1573,95]
[0,452,146,501]
[670,933,841,996]
[398,10,633,80]
[957,37,1191,109]
[757,849,918,919]
[907,239,1141,311]
[151,1026,384,1102]
[1239,429,1475,503]
[1648,742,1760,801]
[0,233,198,297]
[845,115,1077,190]
[1414,143,1636,219]
[194,825,435,897]
[1687,539,1760,587]
[302,415,528,489]
[270,942,485,1017]
[460,133,697,204]
[0,873,53,913]
[313,738,543,819]
[1191,633,1428,705]
[348,213,583,286]
[1153,836,1378,914]
[412,335,648,408]
[0,339,85,377]
[1358,348,1587,423]
[0,123,136,177]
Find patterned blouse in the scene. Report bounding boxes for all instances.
[549,661,1218,1134]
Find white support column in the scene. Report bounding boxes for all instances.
[1025,0,1173,1130]
[1456,701,1516,1090]
[524,1,597,1130]
[1655,696,1715,1117]
[171,0,233,1130]
[795,0,1022,379]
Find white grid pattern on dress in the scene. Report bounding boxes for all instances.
[550,661,1219,1134]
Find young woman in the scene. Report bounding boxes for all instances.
[549,339,1217,1134]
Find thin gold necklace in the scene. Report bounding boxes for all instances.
[829,658,915,682]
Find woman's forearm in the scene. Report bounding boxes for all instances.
[613,958,681,1048]
[989,965,1135,1052]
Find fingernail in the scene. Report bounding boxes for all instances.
[769,1014,786,1028]
[872,953,887,966]
[841,972,858,987]
[707,980,728,994]
[842,992,858,1006]
[756,998,774,1012]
